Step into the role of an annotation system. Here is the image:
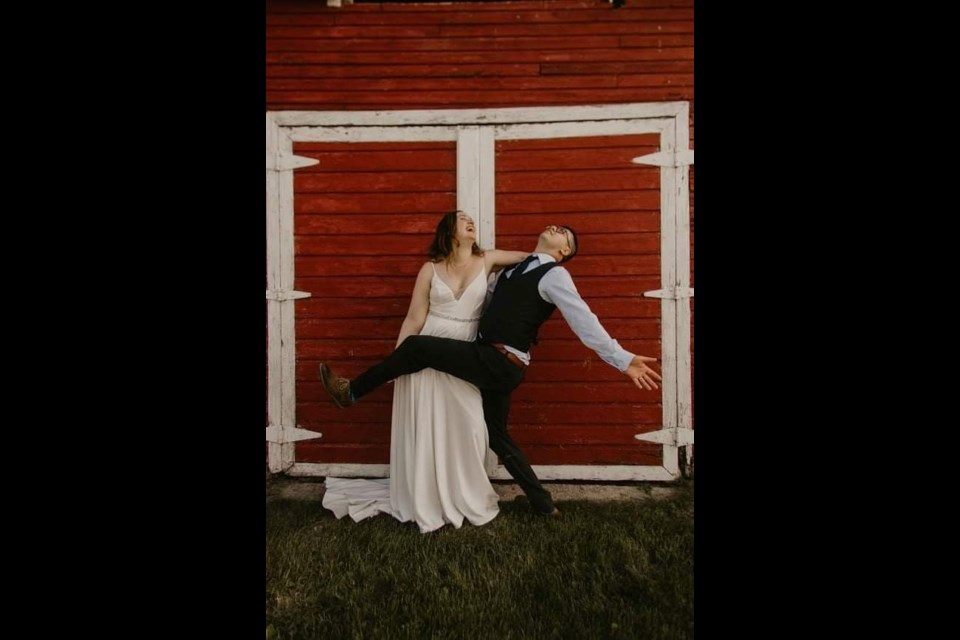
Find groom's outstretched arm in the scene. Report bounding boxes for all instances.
[538,268,660,390]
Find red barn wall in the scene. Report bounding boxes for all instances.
[266,0,694,467]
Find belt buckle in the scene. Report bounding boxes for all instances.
[505,351,525,369]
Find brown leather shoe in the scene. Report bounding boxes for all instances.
[538,506,561,519]
[318,363,354,408]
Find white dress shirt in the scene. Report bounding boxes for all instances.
[487,253,635,371]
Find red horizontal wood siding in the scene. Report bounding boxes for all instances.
[267,0,695,468]
[293,141,457,465]
[486,134,664,464]
[266,0,695,113]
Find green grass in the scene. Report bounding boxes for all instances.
[266,483,693,640]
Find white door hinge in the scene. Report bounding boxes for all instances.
[265,153,320,171]
[635,427,695,447]
[632,149,694,168]
[266,425,322,444]
[643,287,694,300]
[265,289,312,302]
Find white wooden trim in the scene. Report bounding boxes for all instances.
[278,127,300,473]
[479,127,495,250]
[493,465,677,482]
[673,103,694,470]
[457,126,496,251]
[288,462,676,482]
[288,126,457,143]
[266,119,320,473]
[289,463,390,477]
[494,118,668,141]
[273,103,689,127]
[657,119,680,476]
[457,126,480,222]
[267,102,695,482]
[675,102,690,162]
[265,115,284,473]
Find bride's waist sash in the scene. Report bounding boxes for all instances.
[428,309,481,323]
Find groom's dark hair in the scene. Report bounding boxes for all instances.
[561,225,579,263]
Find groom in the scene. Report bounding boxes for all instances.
[319,224,661,517]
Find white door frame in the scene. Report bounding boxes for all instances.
[265,103,694,481]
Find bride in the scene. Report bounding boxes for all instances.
[323,211,528,532]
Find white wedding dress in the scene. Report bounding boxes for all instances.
[323,264,500,533]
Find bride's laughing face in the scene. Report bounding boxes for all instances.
[455,212,477,243]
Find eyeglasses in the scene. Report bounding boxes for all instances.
[551,225,573,251]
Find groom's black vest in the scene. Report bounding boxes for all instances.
[478,262,560,351]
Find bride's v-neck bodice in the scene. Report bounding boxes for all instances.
[423,265,487,341]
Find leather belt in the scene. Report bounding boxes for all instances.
[488,343,527,369]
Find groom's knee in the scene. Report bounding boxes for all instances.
[396,334,437,366]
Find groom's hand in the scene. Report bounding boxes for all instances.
[625,355,661,391]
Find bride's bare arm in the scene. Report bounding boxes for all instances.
[395,262,435,348]
[484,249,530,274]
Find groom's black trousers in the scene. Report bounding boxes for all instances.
[351,335,555,513]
